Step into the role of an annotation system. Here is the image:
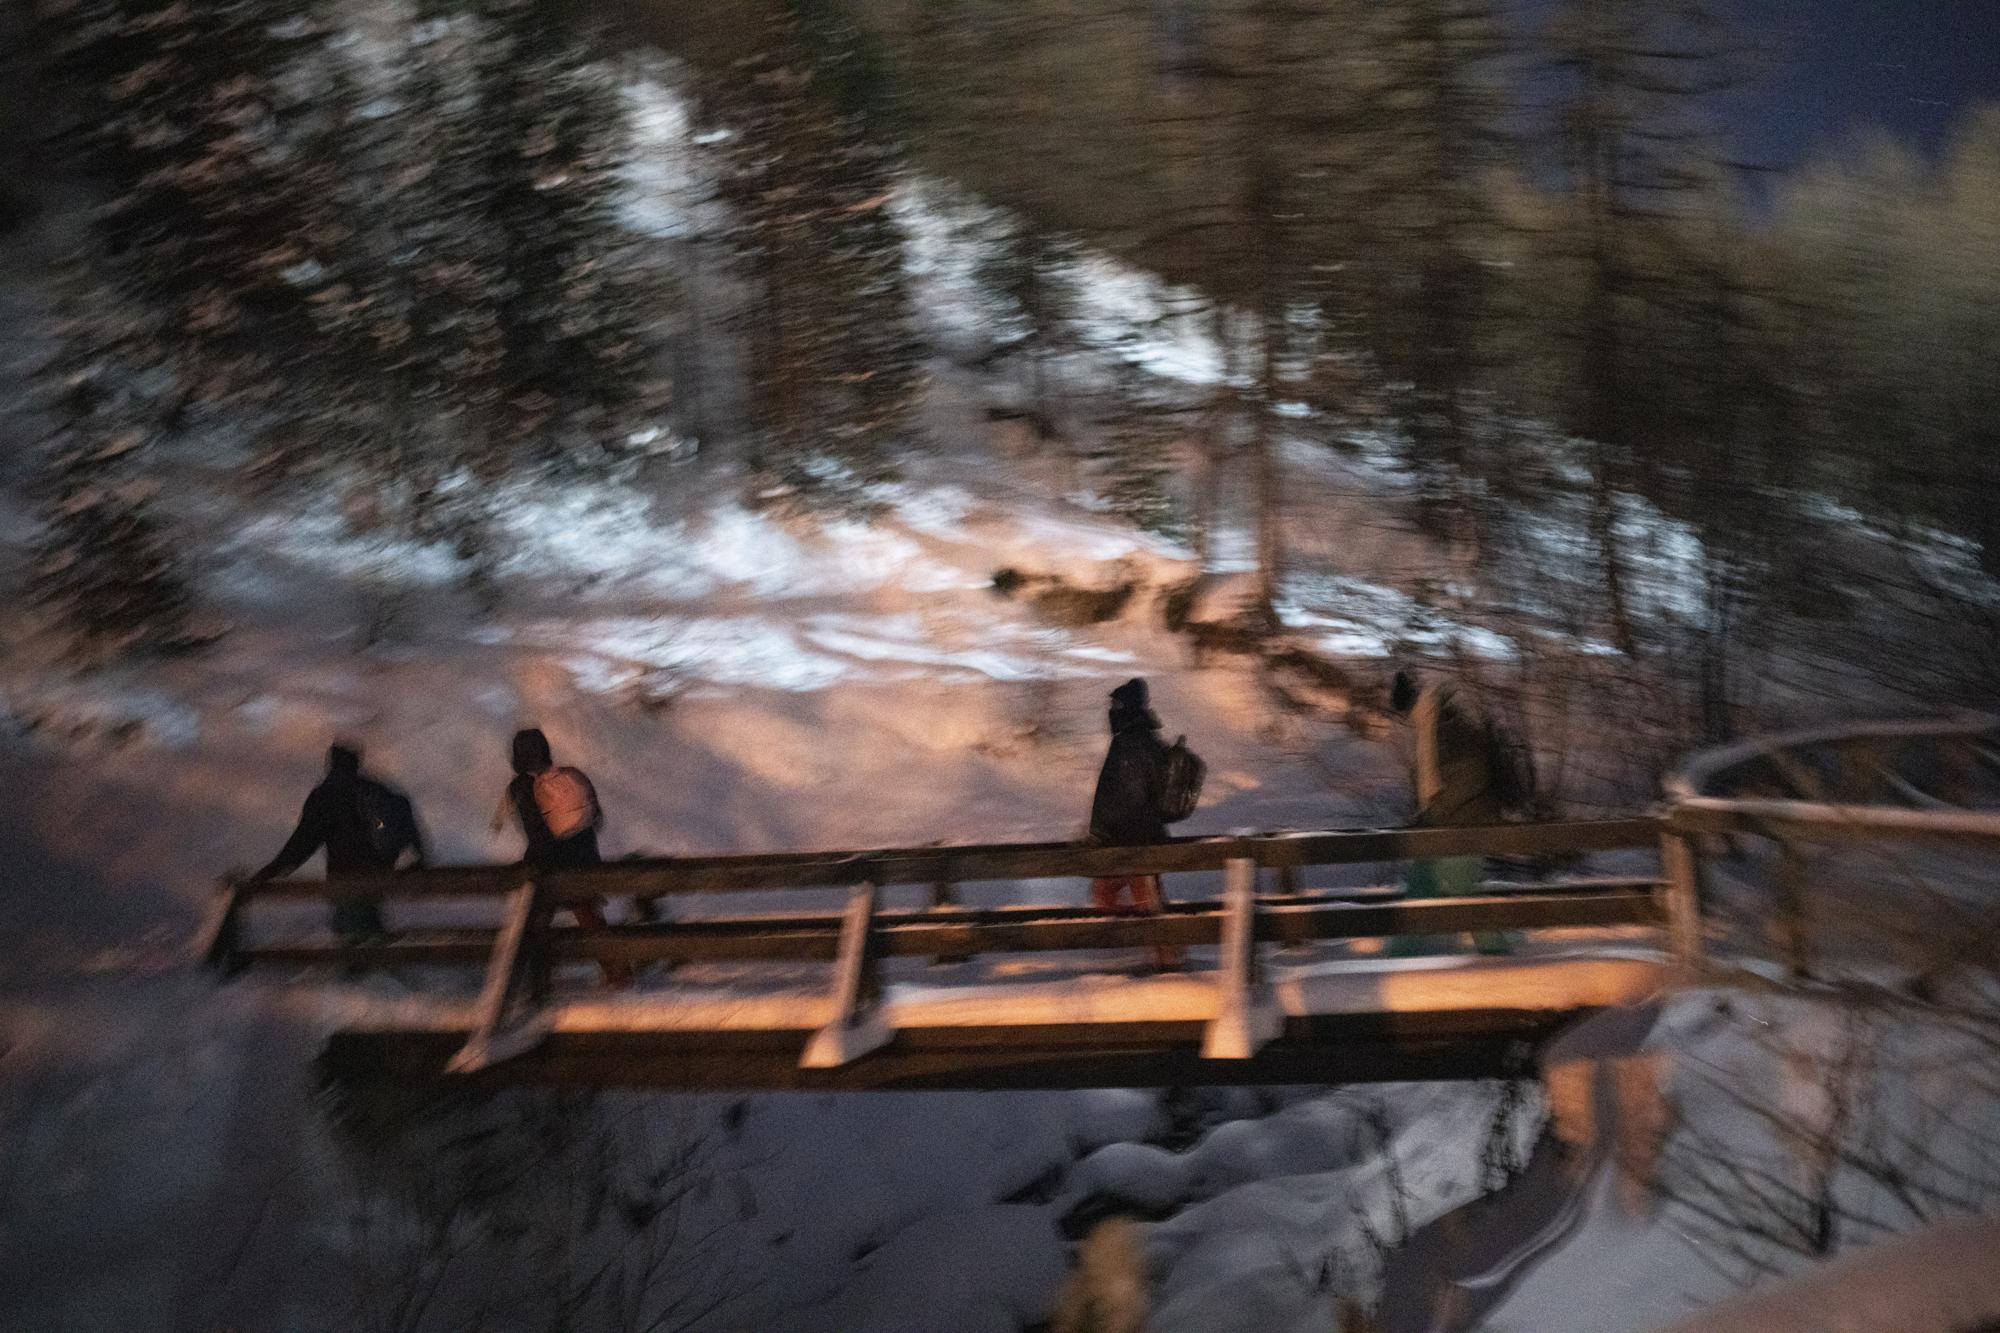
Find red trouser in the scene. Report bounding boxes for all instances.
[540,898,632,985]
[1090,875,1181,968]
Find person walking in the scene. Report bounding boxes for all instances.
[493,728,632,985]
[249,741,425,944]
[1086,678,1185,971]
[1387,669,1524,956]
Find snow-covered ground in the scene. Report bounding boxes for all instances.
[1661,1219,2000,1333]
[0,335,1445,1330]
[0,86,1497,1321]
[0,425,1527,1329]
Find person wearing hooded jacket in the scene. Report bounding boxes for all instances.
[1387,669,1516,956]
[1086,677,1182,970]
[493,727,631,984]
[250,742,426,944]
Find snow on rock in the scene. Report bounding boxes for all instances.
[1181,570,1266,627]
[892,179,1223,387]
[618,67,705,241]
[1140,1082,1543,1332]
[1054,1097,1365,1223]
[1276,571,1517,661]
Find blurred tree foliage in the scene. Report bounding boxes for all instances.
[24,0,2000,723]
[33,0,673,649]
[697,7,923,509]
[852,0,2000,723]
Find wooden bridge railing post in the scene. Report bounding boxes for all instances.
[802,882,894,1069]
[929,879,970,966]
[1659,828,1705,981]
[1204,858,1281,1059]
[448,879,550,1074]
[1272,859,1314,955]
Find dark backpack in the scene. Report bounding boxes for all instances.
[1160,735,1206,824]
[355,781,418,863]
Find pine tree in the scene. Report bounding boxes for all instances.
[32,0,341,654]
[49,0,344,412]
[279,14,511,598]
[702,13,922,507]
[300,4,673,594]
[1349,0,1514,544]
[970,212,1087,446]
[31,293,194,657]
[1091,412,1188,542]
[1536,0,1739,652]
[458,0,672,471]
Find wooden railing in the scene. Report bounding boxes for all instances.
[204,817,1678,1074]
[1663,712,2000,980]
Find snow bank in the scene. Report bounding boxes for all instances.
[1480,986,2000,1333]
[1142,1082,1544,1330]
[893,180,1224,387]
[1659,1220,2000,1333]
[1276,571,1517,661]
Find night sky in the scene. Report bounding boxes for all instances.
[1726,0,2000,168]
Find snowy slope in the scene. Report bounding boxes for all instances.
[0,104,1478,1322]
[1659,1220,2000,1333]
[0,413,1450,1331]
[1465,985,2000,1333]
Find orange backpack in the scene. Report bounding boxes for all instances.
[533,766,598,840]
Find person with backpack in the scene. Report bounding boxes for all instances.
[1086,678,1204,971]
[1386,669,1530,956]
[249,742,426,944]
[492,727,632,985]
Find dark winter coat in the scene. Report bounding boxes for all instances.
[505,770,603,871]
[256,771,425,880]
[1088,701,1172,846]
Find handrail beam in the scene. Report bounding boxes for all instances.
[236,888,1665,972]
[242,818,1663,904]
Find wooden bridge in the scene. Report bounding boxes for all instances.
[204,713,2000,1090]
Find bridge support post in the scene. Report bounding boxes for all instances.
[802,881,894,1069]
[929,879,970,966]
[1204,858,1281,1059]
[1659,831,1705,980]
[449,880,551,1074]
[1269,862,1316,956]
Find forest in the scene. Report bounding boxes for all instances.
[14,0,2000,765]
